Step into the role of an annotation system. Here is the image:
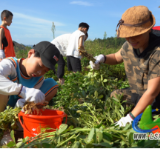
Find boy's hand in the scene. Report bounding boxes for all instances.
[59,78,64,85]
[19,86,45,104]
[0,50,5,59]
[115,114,133,127]
[15,99,25,108]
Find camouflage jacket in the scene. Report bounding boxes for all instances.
[120,33,160,97]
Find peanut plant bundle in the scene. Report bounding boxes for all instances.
[78,47,96,63]
[23,101,48,115]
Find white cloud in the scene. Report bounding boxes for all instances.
[10,12,69,44]
[70,1,93,6]
[13,12,65,26]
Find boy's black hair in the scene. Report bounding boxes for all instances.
[85,32,88,37]
[79,22,89,30]
[1,10,13,21]
[33,50,40,57]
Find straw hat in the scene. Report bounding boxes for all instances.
[116,6,155,38]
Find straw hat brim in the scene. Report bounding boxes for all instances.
[117,13,156,38]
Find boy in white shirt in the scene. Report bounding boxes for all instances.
[51,32,88,84]
[66,22,89,73]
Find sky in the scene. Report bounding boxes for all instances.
[0,0,160,45]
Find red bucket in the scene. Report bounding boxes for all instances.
[18,109,67,138]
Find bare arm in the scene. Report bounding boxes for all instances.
[104,48,123,65]
[131,76,160,117]
[78,35,85,49]
[0,28,4,50]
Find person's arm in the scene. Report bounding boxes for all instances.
[131,76,160,117]
[115,76,160,127]
[0,28,5,60]
[95,48,123,65]
[78,35,85,50]
[105,48,123,65]
[0,28,4,50]
[0,59,22,95]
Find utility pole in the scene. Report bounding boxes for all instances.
[51,22,56,39]
[103,31,107,39]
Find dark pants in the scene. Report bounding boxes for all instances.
[111,88,160,111]
[67,56,81,72]
[57,54,65,78]
[132,94,160,114]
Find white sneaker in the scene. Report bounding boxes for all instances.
[0,131,13,146]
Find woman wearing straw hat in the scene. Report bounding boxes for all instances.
[90,5,160,127]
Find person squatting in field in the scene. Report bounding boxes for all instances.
[51,31,88,85]
[0,41,60,145]
[66,22,89,75]
[90,5,160,127]
[0,10,15,61]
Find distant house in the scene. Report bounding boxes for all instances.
[152,26,160,36]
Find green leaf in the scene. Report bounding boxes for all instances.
[96,129,103,143]
[103,132,112,141]
[57,124,68,135]
[93,142,112,148]
[7,141,16,148]
[72,141,80,148]
[112,97,120,102]
[10,130,15,143]
[103,79,107,82]
[94,91,98,98]
[98,95,103,99]
[86,128,95,143]
[143,140,158,148]
[76,110,83,113]
[123,123,132,130]
[101,75,103,81]
[128,132,134,147]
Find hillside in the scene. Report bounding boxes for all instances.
[13,41,31,52]
[13,41,32,58]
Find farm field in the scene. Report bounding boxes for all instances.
[0,38,160,148]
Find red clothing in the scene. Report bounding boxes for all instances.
[0,25,15,57]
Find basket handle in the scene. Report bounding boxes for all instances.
[64,113,67,124]
[18,111,37,137]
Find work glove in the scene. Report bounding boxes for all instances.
[15,99,25,112]
[15,98,25,108]
[19,86,45,104]
[115,114,133,127]
[0,49,5,60]
[89,54,106,70]
[89,60,100,70]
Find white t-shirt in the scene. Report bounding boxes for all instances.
[66,30,85,59]
[51,34,71,57]
[0,59,22,95]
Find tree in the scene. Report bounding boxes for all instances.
[103,31,107,39]
[51,22,56,39]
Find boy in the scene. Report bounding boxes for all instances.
[0,41,60,145]
[0,10,15,61]
[90,6,160,127]
[51,32,88,84]
[66,22,89,73]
